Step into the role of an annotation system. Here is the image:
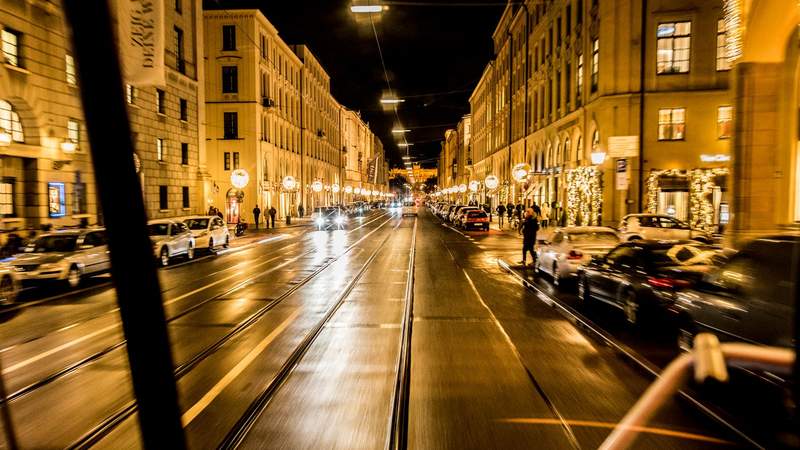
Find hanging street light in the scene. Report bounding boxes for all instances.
[469,180,480,192]
[282,176,297,191]
[231,169,250,189]
[484,175,499,190]
[591,150,607,166]
[392,128,410,134]
[351,4,385,13]
[311,180,323,193]
[512,163,531,183]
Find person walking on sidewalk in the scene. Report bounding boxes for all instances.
[298,204,305,218]
[541,201,550,229]
[506,202,514,227]
[252,205,261,230]
[268,206,277,228]
[518,208,539,267]
[496,203,506,228]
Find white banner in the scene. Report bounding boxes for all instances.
[114,0,165,87]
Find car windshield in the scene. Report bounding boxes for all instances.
[649,244,724,267]
[567,231,619,243]
[185,218,209,230]
[147,224,170,236]
[26,235,79,253]
[315,207,338,216]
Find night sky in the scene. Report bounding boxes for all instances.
[204,0,504,169]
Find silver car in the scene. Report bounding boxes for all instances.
[619,214,712,243]
[11,229,110,288]
[184,216,230,253]
[148,220,195,267]
[536,226,620,286]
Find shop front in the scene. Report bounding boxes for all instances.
[647,168,729,232]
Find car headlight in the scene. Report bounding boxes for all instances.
[334,216,345,225]
[315,218,325,226]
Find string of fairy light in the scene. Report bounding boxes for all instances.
[646,168,729,231]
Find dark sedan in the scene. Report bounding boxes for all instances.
[576,240,728,325]
[672,235,796,352]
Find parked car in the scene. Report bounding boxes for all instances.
[184,216,230,253]
[462,210,490,231]
[535,227,620,285]
[443,205,458,221]
[449,205,473,223]
[11,229,110,288]
[0,264,18,304]
[619,214,712,243]
[453,206,479,227]
[402,201,418,217]
[576,240,727,325]
[672,235,796,352]
[148,220,195,267]
[313,206,347,229]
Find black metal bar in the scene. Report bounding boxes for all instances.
[0,358,18,449]
[60,1,187,448]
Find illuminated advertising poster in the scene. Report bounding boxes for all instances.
[48,182,66,218]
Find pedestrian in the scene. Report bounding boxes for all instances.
[217,209,223,220]
[518,208,539,267]
[252,205,261,230]
[533,201,541,217]
[298,204,305,218]
[506,202,514,226]
[207,206,215,216]
[496,203,506,228]
[268,206,277,228]
[541,201,551,229]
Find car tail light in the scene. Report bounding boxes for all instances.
[647,276,691,289]
[566,250,583,261]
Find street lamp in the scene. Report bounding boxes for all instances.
[380,97,405,105]
[60,140,78,154]
[312,180,323,193]
[398,143,413,148]
[351,4,385,13]
[484,175,499,190]
[512,163,530,182]
[591,150,607,165]
[392,128,410,134]
[282,176,297,191]
[469,180,480,192]
[231,169,250,189]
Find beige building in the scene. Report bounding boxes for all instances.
[465,0,734,230]
[0,1,98,232]
[341,107,387,203]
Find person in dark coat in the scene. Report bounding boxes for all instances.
[496,203,506,228]
[268,206,277,228]
[506,202,514,224]
[252,205,261,229]
[298,204,305,218]
[518,208,539,267]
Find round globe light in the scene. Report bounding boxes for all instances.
[512,163,531,182]
[231,169,250,189]
[469,181,480,192]
[332,184,341,193]
[458,184,467,193]
[485,175,499,190]
[311,181,323,192]
[282,176,296,191]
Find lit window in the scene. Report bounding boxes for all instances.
[658,108,686,140]
[590,39,599,92]
[717,105,732,139]
[126,84,137,104]
[2,29,20,67]
[716,19,731,71]
[656,21,691,74]
[0,179,14,216]
[224,152,230,170]
[233,152,240,169]
[67,119,80,144]
[156,138,164,161]
[0,100,24,143]
[65,54,76,85]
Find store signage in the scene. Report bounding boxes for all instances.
[616,159,629,190]
[608,136,639,158]
[114,0,166,86]
[700,154,731,162]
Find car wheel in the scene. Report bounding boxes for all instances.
[552,263,561,287]
[223,236,230,248]
[160,247,170,267]
[577,274,591,304]
[67,265,82,289]
[623,290,639,325]
[0,275,16,304]
[187,244,194,260]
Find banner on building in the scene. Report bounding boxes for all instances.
[367,156,379,184]
[114,0,166,86]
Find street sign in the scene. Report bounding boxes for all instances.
[608,136,639,158]
[616,158,629,190]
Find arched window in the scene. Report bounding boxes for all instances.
[576,136,583,162]
[563,137,571,163]
[592,129,600,152]
[0,100,24,143]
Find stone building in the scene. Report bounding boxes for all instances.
[341,107,387,203]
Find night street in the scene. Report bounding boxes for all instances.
[0,210,747,448]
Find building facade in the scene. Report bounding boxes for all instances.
[341,107,387,203]
[461,0,734,231]
[0,1,99,232]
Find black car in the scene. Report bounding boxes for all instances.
[576,240,728,325]
[672,235,797,352]
[313,206,347,229]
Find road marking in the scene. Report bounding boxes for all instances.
[498,418,732,445]
[2,322,120,374]
[181,308,301,427]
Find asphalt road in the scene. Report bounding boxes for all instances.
[0,208,750,449]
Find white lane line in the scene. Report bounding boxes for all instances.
[2,322,120,374]
[181,308,301,426]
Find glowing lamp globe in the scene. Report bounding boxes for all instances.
[512,163,530,182]
[311,181,323,193]
[469,181,480,192]
[230,169,250,189]
[458,184,467,193]
[484,175,499,190]
[372,190,379,196]
[282,176,296,190]
[354,187,361,195]
[344,185,353,194]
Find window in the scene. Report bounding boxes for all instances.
[576,53,584,103]
[182,186,190,208]
[233,152,240,169]
[0,178,14,216]
[67,119,80,144]
[159,186,168,210]
[222,25,236,51]
[174,27,185,74]
[175,0,181,13]
[156,89,165,114]
[716,19,731,71]
[2,29,20,67]
[156,138,165,161]
[656,21,691,74]
[223,112,238,139]
[590,39,599,92]
[717,105,733,139]
[260,34,266,59]
[179,98,188,121]
[65,54,76,85]
[0,100,24,143]
[556,16,562,47]
[126,84,137,104]
[73,181,87,214]
[222,66,238,93]
[577,0,583,24]
[181,142,189,165]
[658,108,686,140]
[48,182,66,217]
[224,152,230,170]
